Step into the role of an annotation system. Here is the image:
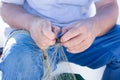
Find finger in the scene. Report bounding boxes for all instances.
[61,27,84,42]
[42,22,56,40]
[34,29,55,49]
[67,40,91,53]
[30,29,47,49]
[61,26,72,35]
[40,32,56,47]
[38,38,55,49]
[52,25,60,36]
[62,34,86,48]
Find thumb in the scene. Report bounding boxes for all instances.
[52,25,60,36]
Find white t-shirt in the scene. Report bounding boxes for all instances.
[1,0,99,38]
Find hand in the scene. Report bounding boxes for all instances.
[61,19,98,53]
[29,18,60,49]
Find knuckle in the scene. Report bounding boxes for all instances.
[43,30,48,35]
[41,43,49,49]
[80,27,87,32]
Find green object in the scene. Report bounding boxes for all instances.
[53,73,85,80]
[0,47,3,54]
[74,74,85,80]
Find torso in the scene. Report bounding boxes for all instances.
[24,0,95,27]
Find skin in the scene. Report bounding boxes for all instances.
[61,0,119,53]
[0,3,60,49]
[0,0,119,53]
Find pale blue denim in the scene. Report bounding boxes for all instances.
[0,30,66,80]
[0,30,44,80]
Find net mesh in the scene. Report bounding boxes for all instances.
[41,41,84,80]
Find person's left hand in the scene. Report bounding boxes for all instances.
[61,19,98,53]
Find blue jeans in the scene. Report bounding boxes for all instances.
[0,25,120,80]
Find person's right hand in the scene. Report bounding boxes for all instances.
[29,18,60,49]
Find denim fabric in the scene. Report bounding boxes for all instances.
[0,31,44,80]
[0,25,120,80]
[64,25,120,80]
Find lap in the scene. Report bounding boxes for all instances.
[0,25,120,80]
[1,24,120,69]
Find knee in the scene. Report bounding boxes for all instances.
[0,31,44,79]
[3,44,42,69]
[102,59,120,80]
[1,36,43,73]
[0,45,44,79]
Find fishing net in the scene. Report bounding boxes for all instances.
[0,48,3,54]
[41,38,84,80]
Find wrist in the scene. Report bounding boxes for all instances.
[20,13,41,31]
[91,16,111,37]
[28,18,41,31]
[86,17,102,37]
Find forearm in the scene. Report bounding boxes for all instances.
[0,2,39,31]
[90,1,119,37]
